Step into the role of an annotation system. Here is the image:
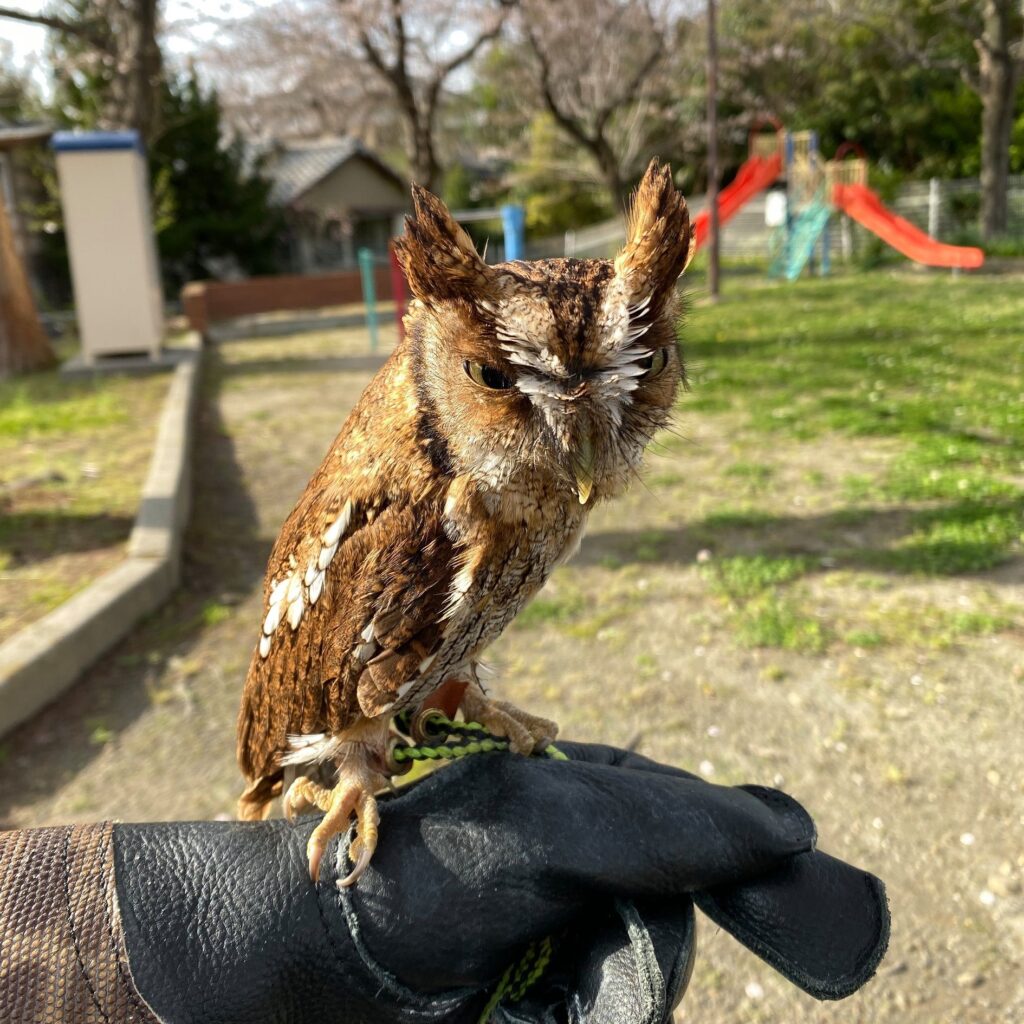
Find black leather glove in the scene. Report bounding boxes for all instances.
[0,743,889,1024]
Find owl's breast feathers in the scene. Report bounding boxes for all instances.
[237,349,585,784]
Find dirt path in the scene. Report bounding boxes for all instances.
[1,322,1021,1022]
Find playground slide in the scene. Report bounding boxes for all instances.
[771,196,832,281]
[693,151,783,250]
[832,183,984,269]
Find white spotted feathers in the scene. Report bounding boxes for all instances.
[259,498,354,658]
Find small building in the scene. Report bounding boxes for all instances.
[266,138,409,272]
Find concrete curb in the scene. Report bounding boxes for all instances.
[0,334,202,738]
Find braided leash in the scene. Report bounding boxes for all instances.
[391,709,568,766]
[390,709,564,1021]
[476,936,554,1024]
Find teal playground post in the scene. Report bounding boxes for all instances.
[449,204,526,262]
[358,247,379,352]
[501,205,525,261]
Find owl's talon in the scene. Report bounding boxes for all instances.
[290,757,385,883]
[459,691,559,755]
[284,776,331,821]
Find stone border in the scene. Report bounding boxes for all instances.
[0,333,202,738]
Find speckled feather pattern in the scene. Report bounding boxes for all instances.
[237,159,692,806]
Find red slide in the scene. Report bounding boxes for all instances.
[832,183,984,269]
[692,152,783,251]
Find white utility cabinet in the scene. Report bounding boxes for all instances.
[53,131,163,362]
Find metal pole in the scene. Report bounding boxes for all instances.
[358,247,379,352]
[501,204,525,261]
[928,178,940,239]
[706,0,720,301]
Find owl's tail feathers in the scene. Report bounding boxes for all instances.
[237,773,283,821]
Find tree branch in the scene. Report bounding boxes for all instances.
[594,36,664,135]
[0,5,110,50]
[523,21,593,151]
[424,13,507,124]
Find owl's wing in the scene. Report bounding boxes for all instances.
[237,485,457,784]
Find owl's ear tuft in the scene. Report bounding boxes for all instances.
[394,184,496,304]
[614,159,694,304]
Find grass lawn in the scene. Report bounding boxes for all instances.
[1,273,1021,1021]
[0,368,171,643]
[670,270,1023,652]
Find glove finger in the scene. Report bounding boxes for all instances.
[348,755,814,993]
[567,899,695,1024]
[694,850,890,1001]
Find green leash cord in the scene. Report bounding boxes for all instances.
[391,710,568,765]
[476,936,554,1023]
[390,709,565,1021]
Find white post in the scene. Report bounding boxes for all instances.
[564,229,576,257]
[53,131,163,363]
[928,178,941,239]
[840,214,852,262]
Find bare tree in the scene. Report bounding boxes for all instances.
[0,1,163,144]
[338,0,515,190]
[196,0,391,142]
[517,0,676,208]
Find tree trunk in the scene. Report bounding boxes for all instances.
[705,0,720,300]
[0,189,56,378]
[102,0,163,143]
[410,119,440,192]
[591,135,626,211]
[978,0,1023,241]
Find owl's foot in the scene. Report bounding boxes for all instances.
[459,688,558,755]
[285,757,387,887]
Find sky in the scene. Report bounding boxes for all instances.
[1,0,256,89]
[2,2,52,76]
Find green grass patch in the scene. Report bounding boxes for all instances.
[201,600,234,627]
[514,591,587,629]
[845,628,886,648]
[683,272,1024,581]
[632,529,669,562]
[0,375,129,439]
[734,593,829,653]
[703,554,814,600]
[854,602,1014,649]
[699,508,777,531]
[724,461,775,485]
[861,499,1023,575]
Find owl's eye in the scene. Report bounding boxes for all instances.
[638,347,670,380]
[464,360,513,390]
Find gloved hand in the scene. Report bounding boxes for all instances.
[0,742,889,1024]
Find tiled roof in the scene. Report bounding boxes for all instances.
[265,137,403,206]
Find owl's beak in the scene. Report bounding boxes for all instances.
[573,432,596,505]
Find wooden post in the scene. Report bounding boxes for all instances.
[706,0,721,301]
[388,244,406,344]
[0,185,56,378]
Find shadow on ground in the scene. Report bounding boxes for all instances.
[0,348,264,827]
[578,496,1024,583]
[212,354,388,379]
[0,511,136,565]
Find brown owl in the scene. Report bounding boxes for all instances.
[236,158,694,885]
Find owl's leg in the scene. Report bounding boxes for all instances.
[284,718,389,886]
[459,677,559,755]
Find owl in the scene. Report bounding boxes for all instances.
[236,158,694,886]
